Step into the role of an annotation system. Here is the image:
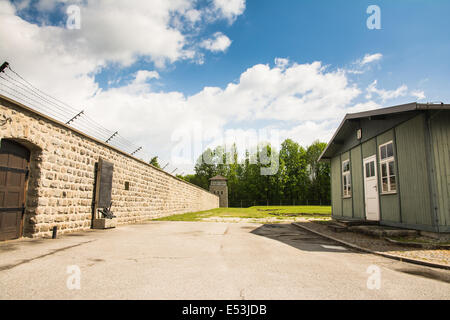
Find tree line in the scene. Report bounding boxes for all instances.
[160,139,331,207]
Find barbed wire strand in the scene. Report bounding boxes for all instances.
[0,66,178,174]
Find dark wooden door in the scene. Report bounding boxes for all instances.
[0,140,29,241]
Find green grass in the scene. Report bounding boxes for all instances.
[155,205,331,222]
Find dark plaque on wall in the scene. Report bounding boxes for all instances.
[97,158,114,208]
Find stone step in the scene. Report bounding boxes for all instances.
[334,219,379,227]
[348,225,419,238]
[327,223,348,233]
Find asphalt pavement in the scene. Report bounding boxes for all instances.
[0,221,449,299]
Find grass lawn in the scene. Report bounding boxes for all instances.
[155,205,331,222]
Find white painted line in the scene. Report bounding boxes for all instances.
[321,245,348,251]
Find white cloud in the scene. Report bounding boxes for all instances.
[274,58,289,70]
[212,0,246,23]
[359,53,383,66]
[366,80,408,102]
[200,32,232,52]
[345,101,382,114]
[185,9,201,23]
[134,70,160,83]
[279,120,337,149]
[0,1,407,173]
[0,0,246,106]
[4,0,245,70]
[345,53,383,75]
[411,90,426,100]
[0,0,16,14]
[78,59,365,172]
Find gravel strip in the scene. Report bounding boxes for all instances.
[294,220,450,267]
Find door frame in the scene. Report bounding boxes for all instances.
[0,139,30,240]
[363,155,380,221]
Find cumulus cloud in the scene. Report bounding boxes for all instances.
[0,0,246,104]
[411,90,426,100]
[77,59,365,173]
[274,58,289,69]
[345,101,382,114]
[200,32,232,52]
[366,80,408,102]
[0,1,409,173]
[4,0,245,69]
[134,70,160,83]
[212,0,246,23]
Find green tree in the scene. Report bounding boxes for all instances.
[279,139,308,203]
[305,140,330,204]
[149,156,161,169]
[185,139,331,207]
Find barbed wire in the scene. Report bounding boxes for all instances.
[0,64,175,174]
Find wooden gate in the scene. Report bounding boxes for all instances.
[0,140,30,241]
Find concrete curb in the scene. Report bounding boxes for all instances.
[292,222,450,271]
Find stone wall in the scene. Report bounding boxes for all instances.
[0,95,219,238]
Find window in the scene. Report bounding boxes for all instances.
[365,161,375,178]
[124,181,130,190]
[379,141,396,193]
[342,160,351,197]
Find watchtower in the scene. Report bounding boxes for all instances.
[209,175,228,208]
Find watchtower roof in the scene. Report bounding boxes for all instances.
[209,175,228,181]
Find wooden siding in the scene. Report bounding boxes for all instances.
[328,112,419,158]
[362,138,376,159]
[350,146,364,219]
[379,194,400,222]
[343,198,352,218]
[430,110,450,229]
[395,114,433,226]
[376,130,401,222]
[331,155,342,217]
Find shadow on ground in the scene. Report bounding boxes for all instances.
[250,223,360,253]
[294,221,447,254]
[251,223,450,284]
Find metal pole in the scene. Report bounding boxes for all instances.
[131,147,142,155]
[0,62,9,73]
[105,131,118,143]
[162,163,169,170]
[66,110,84,125]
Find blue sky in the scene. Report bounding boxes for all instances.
[1,0,450,173]
[97,0,450,99]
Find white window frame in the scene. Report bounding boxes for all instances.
[379,141,397,194]
[342,159,351,198]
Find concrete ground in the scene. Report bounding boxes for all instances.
[0,221,449,300]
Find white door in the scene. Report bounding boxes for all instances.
[363,155,380,221]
